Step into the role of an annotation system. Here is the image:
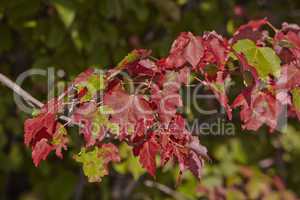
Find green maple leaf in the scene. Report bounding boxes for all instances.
[233,39,281,80]
[74,144,120,183]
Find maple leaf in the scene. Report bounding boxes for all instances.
[167,115,191,140]
[186,151,205,179]
[158,115,191,167]
[24,112,56,147]
[194,32,232,119]
[24,98,69,166]
[179,137,207,179]
[199,31,229,71]
[163,138,206,180]
[104,82,154,138]
[128,119,155,143]
[276,61,300,90]
[233,39,281,81]
[154,115,207,179]
[201,71,232,119]
[51,123,69,158]
[126,59,159,77]
[159,133,174,166]
[74,144,120,182]
[133,134,159,176]
[285,31,300,48]
[160,131,187,168]
[239,18,269,31]
[231,18,269,44]
[151,72,183,125]
[164,32,204,69]
[281,22,300,33]
[25,114,69,166]
[72,102,109,146]
[26,98,63,129]
[173,145,189,175]
[187,136,208,160]
[127,59,158,77]
[31,138,53,167]
[274,24,300,64]
[104,82,153,124]
[232,89,282,132]
[73,68,95,84]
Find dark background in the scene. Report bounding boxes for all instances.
[0,0,300,199]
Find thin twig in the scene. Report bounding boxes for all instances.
[266,21,278,33]
[0,73,43,107]
[0,72,80,126]
[106,69,123,81]
[144,180,191,200]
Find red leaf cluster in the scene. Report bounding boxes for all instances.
[24,100,68,166]
[22,19,300,182]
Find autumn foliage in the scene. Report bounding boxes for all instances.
[24,19,300,182]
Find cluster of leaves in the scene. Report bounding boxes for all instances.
[24,19,300,183]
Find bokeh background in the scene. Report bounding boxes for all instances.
[1,0,300,199]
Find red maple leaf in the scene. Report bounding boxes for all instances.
[24,112,56,147]
[26,119,68,166]
[31,138,53,167]
[164,32,204,69]
[171,137,207,180]
[158,115,191,166]
[133,134,159,176]
[104,82,154,138]
[232,89,282,132]
[157,116,207,179]
[281,22,300,33]
[52,123,69,158]
[72,102,105,146]
[73,68,95,84]
[24,100,68,166]
[186,151,205,179]
[199,31,229,71]
[238,18,269,31]
[201,71,232,119]
[274,24,300,64]
[276,61,300,90]
[150,73,183,125]
[126,59,159,77]
[187,136,208,160]
[231,18,269,44]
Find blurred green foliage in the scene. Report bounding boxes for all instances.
[1,0,300,199]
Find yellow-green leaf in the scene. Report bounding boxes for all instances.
[233,39,281,80]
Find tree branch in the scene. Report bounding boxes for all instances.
[0,72,80,126]
[0,73,43,107]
